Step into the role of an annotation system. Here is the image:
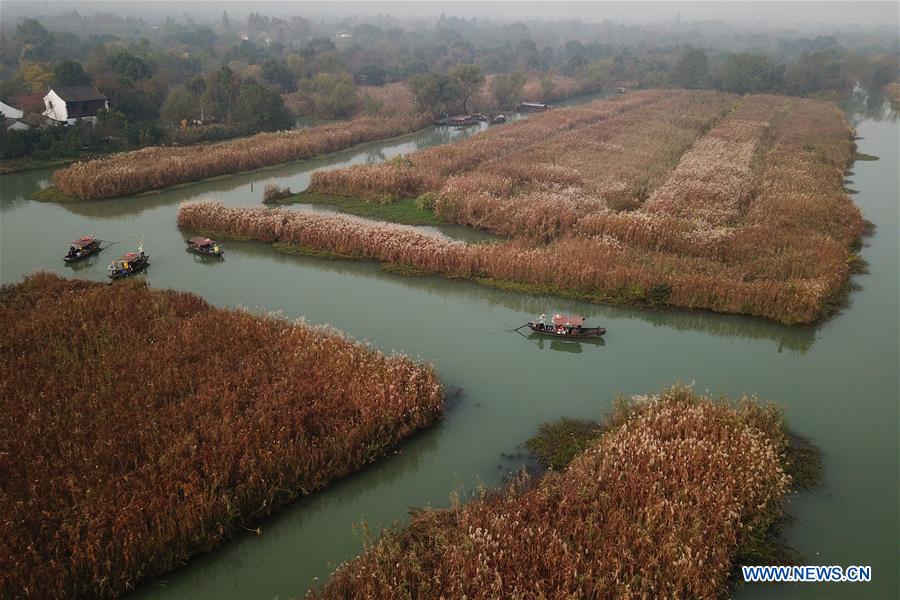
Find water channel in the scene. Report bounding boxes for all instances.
[0,97,896,599]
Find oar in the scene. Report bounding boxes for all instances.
[514,327,544,348]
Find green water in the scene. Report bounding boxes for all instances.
[0,102,897,599]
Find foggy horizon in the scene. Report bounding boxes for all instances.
[2,1,898,29]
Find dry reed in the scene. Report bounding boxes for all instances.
[311,385,792,599]
[0,273,443,598]
[294,92,864,324]
[263,183,292,203]
[53,114,431,200]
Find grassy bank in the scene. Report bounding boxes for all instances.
[0,273,443,598]
[310,385,801,599]
[0,153,107,175]
[280,191,442,226]
[29,185,78,202]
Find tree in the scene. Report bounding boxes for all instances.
[21,62,54,93]
[408,73,458,115]
[233,81,294,132]
[108,51,152,81]
[491,71,526,109]
[304,72,359,119]
[15,19,53,61]
[540,71,556,101]
[583,60,614,91]
[160,87,200,127]
[261,58,296,92]
[783,50,849,96]
[355,64,387,86]
[717,53,779,94]
[449,64,484,114]
[673,48,709,89]
[202,65,239,123]
[54,60,90,86]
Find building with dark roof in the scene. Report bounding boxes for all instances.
[43,85,109,125]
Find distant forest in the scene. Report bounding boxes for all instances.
[1,9,898,161]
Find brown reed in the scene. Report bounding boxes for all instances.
[310,385,793,599]
[53,114,431,200]
[0,273,443,598]
[291,91,864,324]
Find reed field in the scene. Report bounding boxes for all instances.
[0,273,443,598]
[311,385,794,599]
[291,91,864,324]
[472,73,602,111]
[884,82,900,106]
[52,113,430,200]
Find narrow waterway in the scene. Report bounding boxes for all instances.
[0,100,896,599]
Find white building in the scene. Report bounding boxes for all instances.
[43,85,109,125]
[0,100,24,120]
[0,100,31,130]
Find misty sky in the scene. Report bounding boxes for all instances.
[2,1,898,28]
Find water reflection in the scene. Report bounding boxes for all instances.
[843,88,900,126]
[63,253,105,272]
[523,332,607,353]
[186,249,226,265]
[228,240,817,354]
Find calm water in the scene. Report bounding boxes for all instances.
[0,101,897,599]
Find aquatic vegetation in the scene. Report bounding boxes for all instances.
[178,201,475,273]
[292,92,865,324]
[52,114,430,200]
[311,385,795,599]
[310,90,668,205]
[0,273,443,598]
[524,417,601,470]
[263,183,292,203]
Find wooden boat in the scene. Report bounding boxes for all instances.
[186,236,223,257]
[108,244,149,280]
[522,314,606,338]
[517,102,549,112]
[434,114,479,127]
[63,236,102,263]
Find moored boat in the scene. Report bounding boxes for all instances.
[64,236,102,263]
[186,236,223,257]
[523,313,606,338]
[108,242,149,280]
[517,102,549,112]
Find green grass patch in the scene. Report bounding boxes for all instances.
[852,152,879,161]
[525,418,603,471]
[380,263,430,276]
[30,186,79,203]
[281,191,442,226]
[784,433,824,491]
[272,241,363,260]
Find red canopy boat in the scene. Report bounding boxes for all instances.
[64,236,102,263]
[522,313,606,338]
[108,247,149,279]
[186,236,223,257]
